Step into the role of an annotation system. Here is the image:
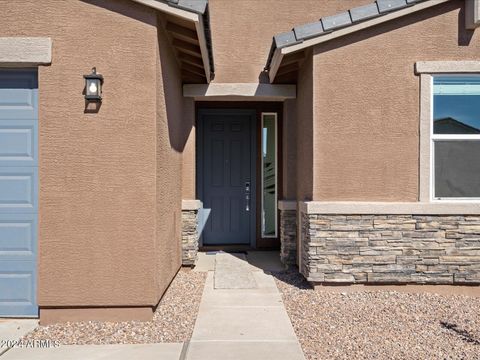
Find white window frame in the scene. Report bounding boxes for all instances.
[415,60,480,204]
[261,112,278,238]
[430,74,480,202]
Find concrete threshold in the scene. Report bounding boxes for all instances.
[214,253,257,289]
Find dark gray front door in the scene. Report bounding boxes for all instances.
[198,109,256,245]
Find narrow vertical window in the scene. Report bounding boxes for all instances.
[432,76,480,199]
[261,113,277,237]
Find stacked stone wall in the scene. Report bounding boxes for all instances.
[301,214,480,284]
[181,210,199,266]
[280,209,297,267]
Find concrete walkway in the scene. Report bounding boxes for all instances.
[185,252,305,360]
[1,343,183,360]
[0,319,38,344]
[0,319,38,357]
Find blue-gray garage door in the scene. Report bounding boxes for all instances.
[0,69,38,317]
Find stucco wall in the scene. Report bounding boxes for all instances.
[312,0,480,201]
[155,15,189,299]
[296,50,314,201]
[208,0,369,83]
[283,99,297,200]
[0,0,185,312]
[181,99,196,200]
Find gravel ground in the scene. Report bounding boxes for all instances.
[23,269,206,344]
[273,271,480,360]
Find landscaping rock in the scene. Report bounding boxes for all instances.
[22,269,206,344]
[273,270,480,360]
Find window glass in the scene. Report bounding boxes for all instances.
[262,114,277,237]
[433,76,480,199]
[435,141,480,198]
[433,77,480,134]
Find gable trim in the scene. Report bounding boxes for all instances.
[194,15,211,82]
[131,0,198,20]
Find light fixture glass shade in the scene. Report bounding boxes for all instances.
[88,81,98,95]
[84,68,103,101]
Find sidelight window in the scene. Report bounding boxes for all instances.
[261,113,278,237]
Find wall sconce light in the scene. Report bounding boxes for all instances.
[84,67,103,102]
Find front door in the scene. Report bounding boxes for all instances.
[198,109,256,246]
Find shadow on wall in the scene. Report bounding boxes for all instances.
[157,21,193,152]
[314,0,473,56]
[81,0,156,25]
[458,4,475,46]
[84,100,102,114]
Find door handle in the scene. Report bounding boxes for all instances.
[245,181,250,212]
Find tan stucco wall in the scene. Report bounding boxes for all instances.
[296,50,314,201]
[1,0,185,315]
[155,15,190,299]
[311,0,480,201]
[181,99,196,200]
[209,0,370,83]
[282,99,297,200]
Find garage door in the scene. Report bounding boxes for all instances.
[0,69,38,317]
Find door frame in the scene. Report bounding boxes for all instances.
[196,102,283,249]
[196,108,257,247]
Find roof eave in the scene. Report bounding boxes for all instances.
[131,0,214,82]
[267,0,453,83]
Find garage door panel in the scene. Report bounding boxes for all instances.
[0,70,38,120]
[0,214,37,261]
[0,167,37,213]
[0,69,38,317]
[0,120,36,166]
[0,261,37,316]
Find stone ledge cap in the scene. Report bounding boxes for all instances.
[300,201,480,215]
[182,199,203,210]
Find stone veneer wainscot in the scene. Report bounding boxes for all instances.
[301,213,480,284]
[181,200,202,266]
[280,209,297,266]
